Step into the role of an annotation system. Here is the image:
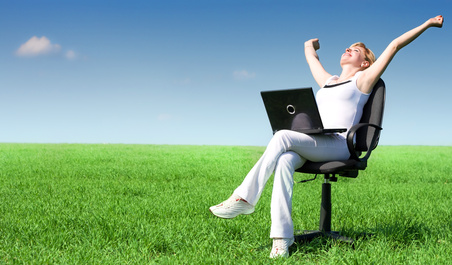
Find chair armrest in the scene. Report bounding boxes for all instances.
[346,123,382,162]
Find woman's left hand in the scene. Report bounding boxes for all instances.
[428,15,444,28]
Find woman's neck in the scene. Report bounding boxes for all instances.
[336,66,361,83]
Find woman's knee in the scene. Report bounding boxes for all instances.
[273,129,291,140]
[270,130,293,150]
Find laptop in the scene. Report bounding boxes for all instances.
[261,87,347,135]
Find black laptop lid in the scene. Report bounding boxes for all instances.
[261,88,324,134]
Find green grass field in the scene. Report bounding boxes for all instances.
[0,143,451,264]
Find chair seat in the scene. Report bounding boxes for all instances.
[297,159,361,174]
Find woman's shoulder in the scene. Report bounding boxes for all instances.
[353,71,364,79]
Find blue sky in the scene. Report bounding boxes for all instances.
[0,0,451,146]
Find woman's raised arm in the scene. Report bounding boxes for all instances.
[304,38,332,88]
[358,15,444,94]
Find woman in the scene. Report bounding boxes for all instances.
[210,15,444,258]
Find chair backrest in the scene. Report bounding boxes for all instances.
[355,79,386,152]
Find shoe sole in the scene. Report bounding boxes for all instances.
[209,208,255,219]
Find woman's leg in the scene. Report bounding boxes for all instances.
[234,130,349,206]
[270,151,305,238]
[211,130,349,220]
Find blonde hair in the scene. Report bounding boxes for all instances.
[351,42,376,66]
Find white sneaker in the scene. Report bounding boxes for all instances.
[209,194,255,219]
[269,238,294,258]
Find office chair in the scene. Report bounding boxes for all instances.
[294,78,386,245]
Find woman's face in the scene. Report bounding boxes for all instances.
[341,46,368,68]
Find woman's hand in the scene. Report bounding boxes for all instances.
[427,15,444,28]
[305,38,320,51]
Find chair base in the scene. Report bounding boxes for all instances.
[294,230,354,246]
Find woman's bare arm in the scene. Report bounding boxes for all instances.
[304,38,332,88]
[358,15,444,94]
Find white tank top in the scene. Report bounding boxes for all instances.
[316,71,370,137]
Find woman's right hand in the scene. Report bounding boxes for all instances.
[305,38,320,51]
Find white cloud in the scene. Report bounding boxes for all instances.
[233,70,256,80]
[16,36,61,57]
[65,50,76,60]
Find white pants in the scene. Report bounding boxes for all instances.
[233,130,350,238]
